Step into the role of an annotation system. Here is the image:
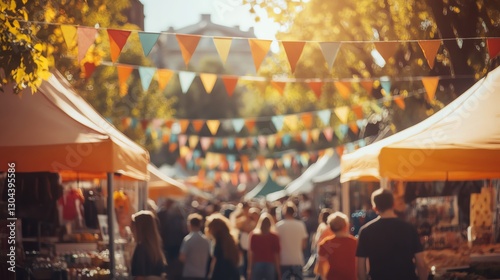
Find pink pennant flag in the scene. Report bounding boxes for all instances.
[77,26,98,62]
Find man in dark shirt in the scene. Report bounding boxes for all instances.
[356,188,428,280]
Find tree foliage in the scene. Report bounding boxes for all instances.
[0,0,51,93]
[242,0,500,136]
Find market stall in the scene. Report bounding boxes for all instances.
[340,66,500,278]
[0,71,150,279]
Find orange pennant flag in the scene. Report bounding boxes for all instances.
[206,120,220,135]
[336,146,345,157]
[394,96,406,110]
[169,143,178,152]
[245,119,256,132]
[374,42,399,64]
[117,65,133,97]
[487,38,500,59]
[176,34,201,66]
[349,122,359,135]
[421,76,440,101]
[178,120,190,133]
[236,138,246,150]
[162,133,170,144]
[271,81,287,95]
[248,39,272,72]
[222,75,238,96]
[308,81,323,99]
[191,120,205,132]
[107,29,131,63]
[200,73,218,94]
[156,69,174,91]
[352,105,364,119]
[334,81,351,100]
[213,37,232,65]
[231,173,239,185]
[418,40,442,69]
[361,80,373,96]
[61,25,77,49]
[77,26,98,62]
[282,41,306,73]
[301,114,313,129]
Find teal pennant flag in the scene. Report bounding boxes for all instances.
[232,119,245,133]
[138,32,160,56]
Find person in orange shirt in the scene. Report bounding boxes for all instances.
[317,212,357,280]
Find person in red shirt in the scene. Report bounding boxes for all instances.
[248,213,281,280]
[318,212,357,280]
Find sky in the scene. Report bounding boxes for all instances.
[140,0,280,39]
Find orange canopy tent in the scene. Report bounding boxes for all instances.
[0,72,150,275]
[0,72,149,180]
[148,164,188,200]
[341,65,500,183]
[379,66,500,181]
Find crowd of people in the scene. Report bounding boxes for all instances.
[128,189,429,280]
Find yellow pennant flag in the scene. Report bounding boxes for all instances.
[61,25,77,49]
[200,73,218,94]
[189,135,199,149]
[206,120,220,135]
[213,37,232,65]
[311,129,321,143]
[334,106,350,123]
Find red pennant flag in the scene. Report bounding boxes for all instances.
[107,29,131,62]
[82,62,97,79]
[487,38,500,59]
[361,80,373,96]
[222,75,239,96]
[418,40,442,69]
[308,81,323,99]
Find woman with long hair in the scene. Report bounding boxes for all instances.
[247,213,281,280]
[205,213,240,280]
[130,210,167,280]
[313,208,334,279]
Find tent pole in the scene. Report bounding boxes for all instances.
[341,181,350,217]
[107,172,115,278]
[380,177,389,189]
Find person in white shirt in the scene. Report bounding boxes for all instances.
[276,202,308,279]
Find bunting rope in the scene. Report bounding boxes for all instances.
[11,17,500,43]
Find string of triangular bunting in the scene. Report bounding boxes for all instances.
[15,19,500,75]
